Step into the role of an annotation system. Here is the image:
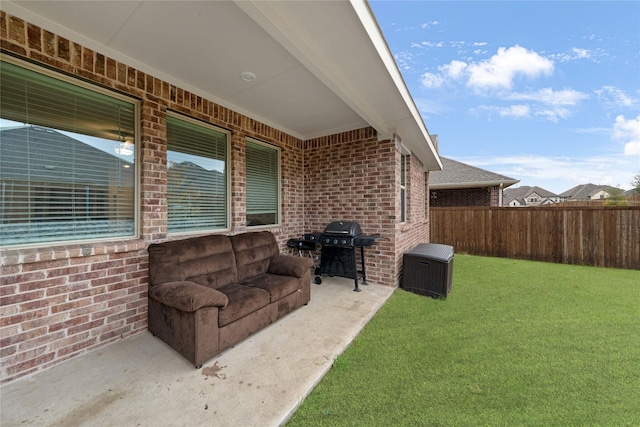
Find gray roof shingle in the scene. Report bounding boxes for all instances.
[560,183,620,200]
[429,157,519,189]
[503,185,559,200]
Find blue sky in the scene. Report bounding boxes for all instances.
[370,1,640,194]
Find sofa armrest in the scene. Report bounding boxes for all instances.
[268,254,314,278]
[149,281,229,312]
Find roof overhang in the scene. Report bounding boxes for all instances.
[3,0,442,171]
[430,180,520,190]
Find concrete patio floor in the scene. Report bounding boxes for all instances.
[1,277,395,427]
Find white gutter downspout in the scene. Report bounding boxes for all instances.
[499,183,504,207]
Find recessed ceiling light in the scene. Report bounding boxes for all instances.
[240,71,257,82]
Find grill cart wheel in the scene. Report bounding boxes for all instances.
[314,276,322,285]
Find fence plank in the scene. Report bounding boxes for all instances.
[430,206,640,270]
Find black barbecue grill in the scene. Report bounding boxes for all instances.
[304,220,381,292]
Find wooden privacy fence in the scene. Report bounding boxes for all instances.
[430,206,640,270]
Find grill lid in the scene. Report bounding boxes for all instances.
[323,220,362,237]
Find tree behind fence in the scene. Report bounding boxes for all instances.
[430,206,640,270]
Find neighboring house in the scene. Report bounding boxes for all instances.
[429,157,519,207]
[560,183,616,202]
[503,186,560,207]
[0,2,443,382]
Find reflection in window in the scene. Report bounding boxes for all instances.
[166,114,228,233]
[0,59,137,246]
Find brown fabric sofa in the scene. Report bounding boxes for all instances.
[147,231,313,367]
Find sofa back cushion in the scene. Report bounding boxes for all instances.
[229,231,279,282]
[148,234,238,289]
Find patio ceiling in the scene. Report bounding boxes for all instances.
[3,0,442,171]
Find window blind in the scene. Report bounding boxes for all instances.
[166,115,228,233]
[0,60,136,247]
[245,140,279,226]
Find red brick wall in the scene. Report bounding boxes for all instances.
[303,134,429,286]
[304,130,397,285]
[1,241,148,382]
[430,186,502,207]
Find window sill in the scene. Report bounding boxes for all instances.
[0,238,148,267]
[246,224,281,231]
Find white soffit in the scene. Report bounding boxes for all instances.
[3,0,442,170]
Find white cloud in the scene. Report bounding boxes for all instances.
[571,48,591,59]
[414,97,448,117]
[460,155,636,193]
[410,40,444,49]
[419,46,555,93]
[571,127,611,135]
[420,72,444,89]
[552,47,593,63]
[612,115,640,159]
[415,46,591,124]
[439,60,467,80]
[421,21,439,29]
[394,51,416,71]
[534,107,571,123]
[420,41,444,48]
[499,105,530,118]
[626,142,640,157]
[475,116,640,191]
[472,103,572,123]
[466,45,554,90]
[471,104,571,122]
[595,86,637,108]
[507,88,589,106]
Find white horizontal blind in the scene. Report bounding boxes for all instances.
[246,140,279,226]
[0,60,136,247]
[166,115,228,233]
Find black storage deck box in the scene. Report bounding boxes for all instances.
[402,243,454,298]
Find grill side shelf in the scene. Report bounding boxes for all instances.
[354,234,382,247]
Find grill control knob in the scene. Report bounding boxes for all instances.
[341,239,347,245]
[333,239,338,245]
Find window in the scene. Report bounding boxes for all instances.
[166,114,229,233]
[0,59,137,247]
[245,140,280,227]
[400,154,407,223]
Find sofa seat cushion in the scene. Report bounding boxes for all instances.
[239,273,301,302]
[218,284,270,327]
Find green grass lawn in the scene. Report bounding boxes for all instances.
[287,255,640,426]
